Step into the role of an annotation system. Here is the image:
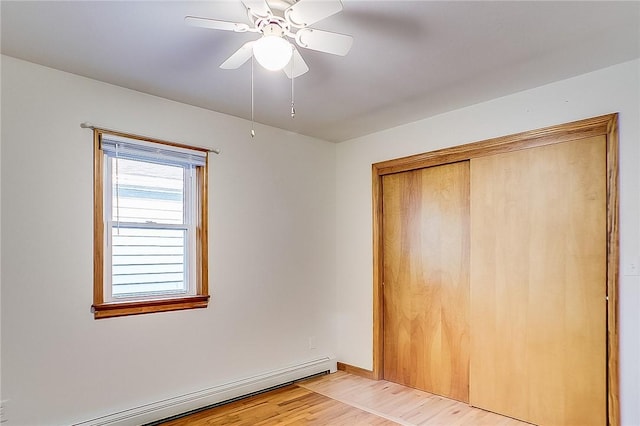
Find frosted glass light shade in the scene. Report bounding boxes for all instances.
[253,36,293,71]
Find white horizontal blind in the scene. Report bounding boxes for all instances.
[102,133,200,300]
[111,225,188,298]
[110,158,185,225]
[101,134,207,167]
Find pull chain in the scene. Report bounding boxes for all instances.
[251,55,256,138]
[290,46,296,118]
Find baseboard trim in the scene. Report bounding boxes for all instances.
[337,362,378,380]
[73,357,337,426]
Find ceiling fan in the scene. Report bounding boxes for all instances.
[185,0,353,78]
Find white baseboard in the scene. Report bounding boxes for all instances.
[74,356,337,426]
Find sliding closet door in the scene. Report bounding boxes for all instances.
[469,137,607,425]
[383,161,470,402]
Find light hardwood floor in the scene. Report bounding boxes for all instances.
[159,371,531,425]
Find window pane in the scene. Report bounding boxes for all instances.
[112,158,184,224]
[112,227,187,298]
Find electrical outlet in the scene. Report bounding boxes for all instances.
[308,336,317,350]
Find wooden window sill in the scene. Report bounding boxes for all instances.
[92,295,210,319]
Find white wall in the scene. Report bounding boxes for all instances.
[0,55,337,425]
[3,54,639,425]
[335,59,640,425]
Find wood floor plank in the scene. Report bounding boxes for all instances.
[160,381,397,425]
[159,372,531,425]
[298,372,531,426]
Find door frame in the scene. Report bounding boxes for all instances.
[371,114,619,425]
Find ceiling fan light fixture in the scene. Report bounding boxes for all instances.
[253,25,293,71]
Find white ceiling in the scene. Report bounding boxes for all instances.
[2,1,639,142]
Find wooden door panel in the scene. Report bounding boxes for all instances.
[383,161,470,402]
[469,136,607,425]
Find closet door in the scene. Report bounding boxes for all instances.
[469,136,607,425]
[382,161,470,402]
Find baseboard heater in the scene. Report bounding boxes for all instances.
[74,356,337,426]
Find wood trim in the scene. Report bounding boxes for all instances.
[371,164,384,380]
[93,130,105,306]
[92,129,210,319]
[336,362,377,380]
[93,127,210,154]
[606,114,620,426]
[199,160,209,296]
[371,114,619,425]
[374,114,614,176]
[93,295,210,319]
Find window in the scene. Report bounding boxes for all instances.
[93,130,209,318]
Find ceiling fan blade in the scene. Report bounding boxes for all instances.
[185,16,250,33]
[220,41,255,69]
[242,0,272,19]
[283,47,309,79]
[295,28,353,56]
[285,0,343,27]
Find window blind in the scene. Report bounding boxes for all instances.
[101,133,201,300]
[111,226,188,298]
[101,133,207,167]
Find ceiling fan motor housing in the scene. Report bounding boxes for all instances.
[256,17,290,38]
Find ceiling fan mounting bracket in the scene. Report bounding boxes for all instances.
[284,8,306,28]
